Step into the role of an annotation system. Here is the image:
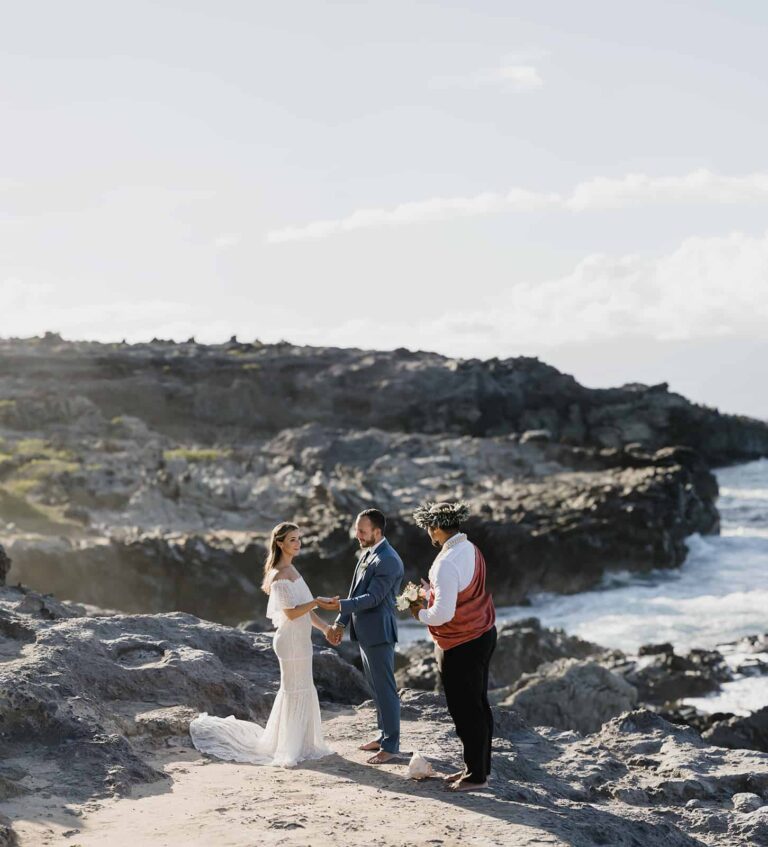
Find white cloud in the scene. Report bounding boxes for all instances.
[473,65,543,90]
[566,170,768,211]
[453,64,544,91]
[213,233,241,248]
[4,230,766,359]
[262,230,768,354]
[266,169,768,243]
[425,229,768,349]
[431,57,544,92]
[267,188,559,243]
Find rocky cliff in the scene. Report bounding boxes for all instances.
[1,336,766,622]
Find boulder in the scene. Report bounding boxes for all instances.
[704,706,768,754]
[732,792,764,813]
[492,617,605,687]
[499,659,638,735]
[395,641,439,691]
[608,644,730,705]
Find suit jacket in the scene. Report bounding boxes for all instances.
[336,538,404,647]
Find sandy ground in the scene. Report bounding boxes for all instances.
[0,704,569,847]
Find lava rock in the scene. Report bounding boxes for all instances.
[704,706,768,754]
[499,659,638,735]
[732,792,764,813]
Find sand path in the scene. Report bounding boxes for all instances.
[1,705,568,846]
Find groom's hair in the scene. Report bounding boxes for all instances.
[358,508,386,534]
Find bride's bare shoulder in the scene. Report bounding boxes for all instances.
[269,566,302,584]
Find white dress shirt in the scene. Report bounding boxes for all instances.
[418,533,476,627]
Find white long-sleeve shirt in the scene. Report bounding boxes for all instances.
[418,534,476,627]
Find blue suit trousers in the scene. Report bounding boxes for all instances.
[359,642,400,754]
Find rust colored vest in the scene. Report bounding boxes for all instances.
[428,544,495,650]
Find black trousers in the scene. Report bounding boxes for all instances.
[435,625,497,783]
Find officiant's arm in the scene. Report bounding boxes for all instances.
[338,557,400,615]
[417,563,459,626]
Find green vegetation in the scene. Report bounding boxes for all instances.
[13,439,75,462]
[16,458,79,480]
[163,447,232,463]
[2,479,38,498]
[0,485,73,534]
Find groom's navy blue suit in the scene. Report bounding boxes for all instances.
[336,538,404,754]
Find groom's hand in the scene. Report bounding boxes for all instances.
[326,625,343,646]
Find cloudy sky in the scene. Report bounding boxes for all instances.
[2,1,768,417]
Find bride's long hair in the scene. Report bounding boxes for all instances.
[261,521,299,594]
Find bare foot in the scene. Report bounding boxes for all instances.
[366,750,397,765]
[442,770,466,783]
[448,778,488,792]
[359,740,381,751]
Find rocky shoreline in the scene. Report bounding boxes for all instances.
[395,617,768,754]
[2,336,768,842]
[3,336,765,624]
[1,568,767,846]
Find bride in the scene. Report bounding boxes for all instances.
[190,522,338,767]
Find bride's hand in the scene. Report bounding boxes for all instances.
[316,596,341,611]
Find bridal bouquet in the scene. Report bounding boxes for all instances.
[396,581,425,613]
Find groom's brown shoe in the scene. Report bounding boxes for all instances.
[359,740,381,751]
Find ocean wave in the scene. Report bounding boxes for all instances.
[722,526,768,539]
[719,487,768,500]
[684,677,768,717]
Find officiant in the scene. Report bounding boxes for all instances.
[410,501,497,792]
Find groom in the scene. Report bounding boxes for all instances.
[325,508,404,764]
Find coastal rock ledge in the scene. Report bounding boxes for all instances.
[1,340,746,622]
[1,582,768,846]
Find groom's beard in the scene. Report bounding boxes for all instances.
[431,539,442,549]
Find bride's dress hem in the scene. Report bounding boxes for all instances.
[189,711,333,769]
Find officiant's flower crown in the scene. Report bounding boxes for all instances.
[412,500,470,529]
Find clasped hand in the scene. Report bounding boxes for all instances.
[315,595,341,611]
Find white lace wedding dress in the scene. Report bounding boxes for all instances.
[189,576,332,767]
